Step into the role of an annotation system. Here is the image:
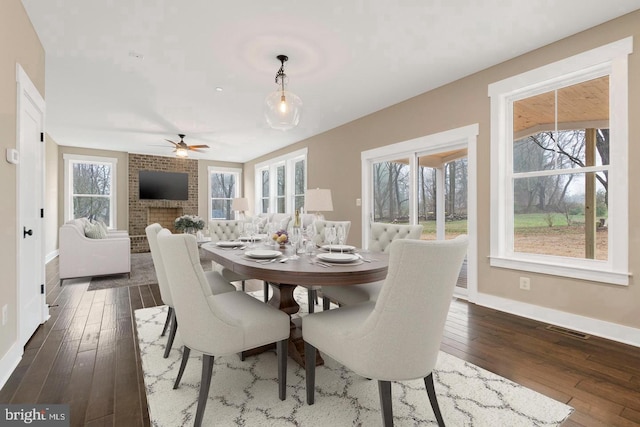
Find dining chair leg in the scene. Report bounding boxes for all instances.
[304,341,316,405]
[263,281,269,303]
[322,296,330,311]
[277,339,287,400]
[194,354,214,427]
[173,346,191,389]
[241,280,246,291]
[308,289,315,314]
[161,306,173,337]
[424,373,445,427]
[163,311,177,359]
[378,380,393,427]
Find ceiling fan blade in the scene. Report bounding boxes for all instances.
[165,139,179,147]
[189,148,208,153]
[188,144,209,149]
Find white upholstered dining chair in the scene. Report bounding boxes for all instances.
[303,236,468,427]
[145,223,236,358]
[157,230,291,427]
[321,222,423,308]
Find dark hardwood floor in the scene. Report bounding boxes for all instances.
[1,258,639,426]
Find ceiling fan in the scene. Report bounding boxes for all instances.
[165,134,209,157]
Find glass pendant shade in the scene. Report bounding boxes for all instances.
[265,88,302,130]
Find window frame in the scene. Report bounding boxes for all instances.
[488,37,631,285]
[207,166,241,220]
[63,154,118,228]
[254,148,307,215]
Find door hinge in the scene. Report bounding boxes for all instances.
[40,132,44,142]
[40,284,44,294]
[40,208,44,218]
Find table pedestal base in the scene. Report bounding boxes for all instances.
[242,282,323,367]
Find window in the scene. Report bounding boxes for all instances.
[489,37,631,285]
[255,148,307,215]
[208,167,241,220]
[362,124,478,297]
[64,154,117,228]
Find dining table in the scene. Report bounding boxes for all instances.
[201,241,389,367]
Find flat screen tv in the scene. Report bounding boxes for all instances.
[139,170,189,200]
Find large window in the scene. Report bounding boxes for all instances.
[255,148,307,215]
[489,37,631,285]
[208,167,241,220]
[64,154,117,228]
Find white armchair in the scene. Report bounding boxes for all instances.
[321,222,423,308]
[157,231,290,427]
[59,218,131,284]
[303,237,468,427]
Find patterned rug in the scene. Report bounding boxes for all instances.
[135,289,573,426]
[88,250,213,291]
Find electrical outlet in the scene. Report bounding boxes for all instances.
[2,305,7,326]
[519,277,531,290]
[356,198,362,206]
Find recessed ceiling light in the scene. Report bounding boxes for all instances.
[215,87,223,92]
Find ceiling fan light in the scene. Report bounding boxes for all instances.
[176,147,188,157]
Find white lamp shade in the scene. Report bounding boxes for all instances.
[305,189,333,212]
[232,197,249,211]
[264,89,302,131]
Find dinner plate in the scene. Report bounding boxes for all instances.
[215,241,242,248]
[244,249,282,259]
[317,252,360,263]
[239,234,268,242]
[321,244,356,252]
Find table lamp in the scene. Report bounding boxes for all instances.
[304,188,333,220]
[232,197,249,220]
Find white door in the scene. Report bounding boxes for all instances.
[17,65,47,347]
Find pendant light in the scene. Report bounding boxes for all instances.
[264,55,302,130]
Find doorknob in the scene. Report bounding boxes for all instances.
[23,227,33,238]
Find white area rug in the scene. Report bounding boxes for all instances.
[135,289,573,426]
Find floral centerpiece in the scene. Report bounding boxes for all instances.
[272,229,288,246]
[174,214,205,234]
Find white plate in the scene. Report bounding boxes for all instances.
[239,234,268,242]
[245,249,282,259]
[321,244,356,252]
[215,241,242,248]
[317,253,359,263]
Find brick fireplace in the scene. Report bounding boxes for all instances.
[129,154,198,253]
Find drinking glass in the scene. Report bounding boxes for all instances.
[325,226,337,253]
[289,228,301,260]
[337,225,346,253]
[305,225,317,256]
[245,223,256,248]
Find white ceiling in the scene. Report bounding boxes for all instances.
[21,1,639,163]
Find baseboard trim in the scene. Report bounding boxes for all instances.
[475,292,640,348]
[45,250,59,264]
[0,342,23,390]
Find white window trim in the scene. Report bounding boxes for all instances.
[488,37,632,286]
[361,124,478,301]
[254,148,308,214]
[207,166,241,220]
[63,153,118,228]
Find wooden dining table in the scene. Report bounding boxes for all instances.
[201,242,389,367]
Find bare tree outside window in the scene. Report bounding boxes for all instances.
[210,172,236,219]
[72,162,112,225]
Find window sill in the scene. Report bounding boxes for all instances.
[489,256,630,286]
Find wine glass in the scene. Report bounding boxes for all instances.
[245,222,256,248]
[337,225,346,253]
[325,226,337,253]
[305,224,317,256]
[289,228,301,260]
[237,221,245,241]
